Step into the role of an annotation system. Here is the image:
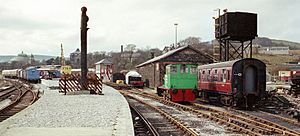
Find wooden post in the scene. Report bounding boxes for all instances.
[64,77,67,95]
[80,7,89,90]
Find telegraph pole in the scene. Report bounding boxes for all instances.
[174,23,178,47]
[80,6,89,90]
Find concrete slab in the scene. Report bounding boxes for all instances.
[2,127,112,136]
[0,81,134,136]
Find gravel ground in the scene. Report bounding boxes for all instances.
[0,80,134,136]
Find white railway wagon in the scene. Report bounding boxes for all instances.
[2,69,21,78]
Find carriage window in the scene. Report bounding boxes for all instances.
[180,65,188,73]
[220,69,226,82]
[202,70,206,81]
[208,70,212,81]
[227,70,231,81]
[213,69,218,81]
[171,66,177,73]
[190,66,197,74]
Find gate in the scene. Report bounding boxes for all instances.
[59,73,103,95]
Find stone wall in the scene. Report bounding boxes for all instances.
[137,63,155,88]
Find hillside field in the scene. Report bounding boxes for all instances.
[253,54,298,75]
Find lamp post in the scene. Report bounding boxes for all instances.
[174,23,178,47]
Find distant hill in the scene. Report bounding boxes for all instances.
[0,56,15,63]
[271,39,300,50]
[0,55,57,63]
[34,55,58,62]
[253,37,300,50]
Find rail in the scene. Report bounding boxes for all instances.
[0,81,37,122]
[129,104,160,136]
[126,89,300,136]
[121,90,199,136]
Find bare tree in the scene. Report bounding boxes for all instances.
[179,36,201,46]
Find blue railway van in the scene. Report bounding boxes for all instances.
[25,67,41,83]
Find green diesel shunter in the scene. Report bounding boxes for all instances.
[157,64,198,102]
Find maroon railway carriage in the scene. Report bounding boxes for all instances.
[197,58,266,108]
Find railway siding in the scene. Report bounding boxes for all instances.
[0,80,38,122]
[121,90,242,136]
[125,89,300,136]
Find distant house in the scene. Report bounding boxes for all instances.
[258,46,289,55]
[95,59,113,82]
[136,45,213,88]
[278,71,291,82]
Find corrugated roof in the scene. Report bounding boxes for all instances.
[95,59,112,64]
[136,45,212,68]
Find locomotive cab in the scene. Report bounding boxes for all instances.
[157,64,198,102]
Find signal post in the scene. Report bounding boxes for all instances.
[80,6,89,90]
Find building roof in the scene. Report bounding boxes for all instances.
[95,59,112,65]
[136,45,213,68]
[125,71,142,77]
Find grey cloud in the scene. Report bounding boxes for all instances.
[0,0,300,56]
[0,16,66,30]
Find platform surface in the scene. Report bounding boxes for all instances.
[0,79,134,136]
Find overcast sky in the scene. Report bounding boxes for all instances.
[0,0,299,56]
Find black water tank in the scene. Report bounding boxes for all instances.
[215,12,257,41]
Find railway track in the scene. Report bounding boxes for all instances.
[191,103,300,135]
[0,82,22,101]
[228,108,300,132]
[122,90,240,136]
[123,89,300,136]
[0,80,38,122]
[129,98,178,136]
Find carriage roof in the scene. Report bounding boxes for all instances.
[197,58,263,69]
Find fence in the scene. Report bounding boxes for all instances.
[59,73,103,95]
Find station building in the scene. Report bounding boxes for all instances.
[258,46,289,55]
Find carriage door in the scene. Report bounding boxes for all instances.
[244,66,257,94]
